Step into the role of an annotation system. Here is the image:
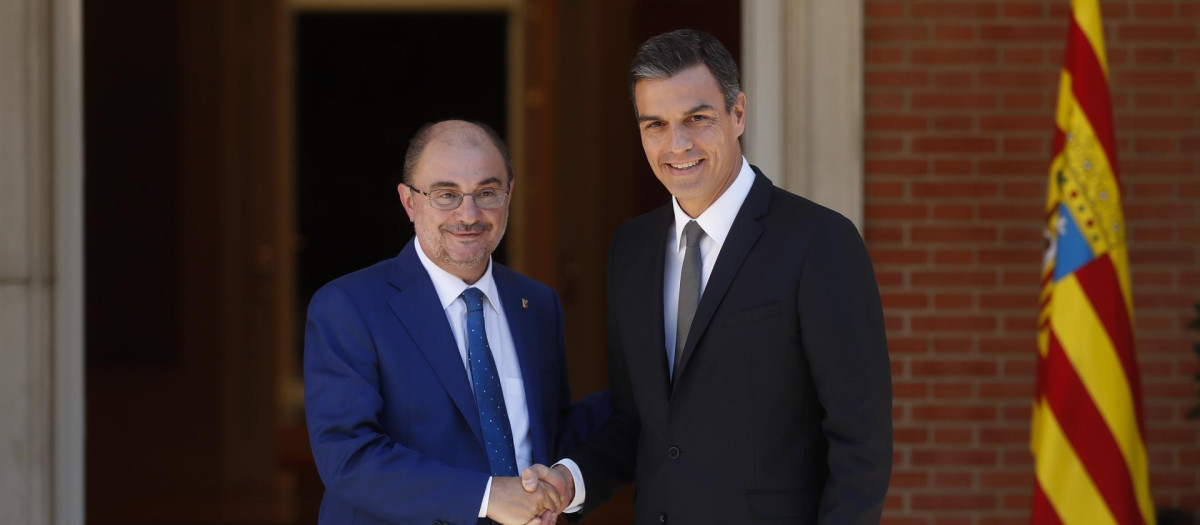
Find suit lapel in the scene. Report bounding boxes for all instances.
[493,266,549,465]
[639,208,673,396]
[672,170,773,389]
[385,242,483,446]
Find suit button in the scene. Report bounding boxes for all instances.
[659,513,668,523]
[667,446,680,459]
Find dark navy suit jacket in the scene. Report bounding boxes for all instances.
[305,240,607,525]
[568,170,892,523]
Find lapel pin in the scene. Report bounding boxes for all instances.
[522,298,529,309]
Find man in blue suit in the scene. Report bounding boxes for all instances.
[304,120,606,524]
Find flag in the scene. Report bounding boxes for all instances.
[1031,0,1154,523]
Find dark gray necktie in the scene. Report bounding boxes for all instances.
[674,220,705,375]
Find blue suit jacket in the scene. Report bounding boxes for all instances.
[304,241,607,525]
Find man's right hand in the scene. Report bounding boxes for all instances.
[521,464,575,519]
[486,475,562,525]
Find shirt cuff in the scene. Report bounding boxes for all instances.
[479,476,493,518]
[554,459,586,513]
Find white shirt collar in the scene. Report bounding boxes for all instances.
[671,156,755,251]
[413,236,500,312]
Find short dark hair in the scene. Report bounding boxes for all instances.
[628,29,742,115]
[401,120,513,186]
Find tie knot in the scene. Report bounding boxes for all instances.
[683,220,705,248]
[462,287,485,313]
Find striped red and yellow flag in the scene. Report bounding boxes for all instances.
[1031,1,1154,524]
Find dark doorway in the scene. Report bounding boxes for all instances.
[295,12,509,315]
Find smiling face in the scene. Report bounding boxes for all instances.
[398,129,511,284]
[634,64,746,217]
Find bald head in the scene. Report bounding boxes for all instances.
[401,120,513,186]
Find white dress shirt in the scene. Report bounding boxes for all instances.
[413,237,531,518]
[558,157,756,512]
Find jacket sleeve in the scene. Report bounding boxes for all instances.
[798,213,893,524]
[304,283,489,525]
[550,292,613,459]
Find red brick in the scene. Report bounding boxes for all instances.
[912,137,997,153]
[871,248,928,265]
[933,384,974,399]
[1003,93,1043,110]
[1133,48,1175,64]
[931,205,971,221]
[1133,3,1175,18]
[980,71,1058,87]
[980,25,1064,42]
[867,70,930,88]
[866,1,906,18]
[980,427,1029,444]
[980,293,1035,310]
[913,92,997,109]
[980,472,1033,489]
[891,470,930,488]
[1114,71,1196,88]
[978,248,1037,265]
[866,92,906,110]
[933,250,974,266]
[912,48,998,65]
[1003,182,1044,198]
[934,71,975,88]
[895,426,930,444]
[979,381,1032,399]
[883,292,930,309]
[911,406,998,424]
[934,24,976,41]
[933,337,973,353]
[933,160,973,175]
[911,2,999,18]
[911,226,998,243]
[1003,48,1044,65]
[979,160,1046,178]
[980,337,1035,355]
[934,293,973,309]
[1125,204,1196,220]
[867,115,929,132]
[932,469,973,487]
[911,359,998,376]
[1133,136,1174,154]
[1123,159,1195,176]
[1116,115,1195,131]
[894,381,930,398]
[933,116,973,131]
[867,47,906,65]
[1003,3,1042,19]
[866,181,905,198]
[1117,25,1198,41]
[867,159,929,176]
[866,227,905,243]
[867,25,931,42]
[979,205,1043,225]
[980,115,1051,132]
[912,494,998,511]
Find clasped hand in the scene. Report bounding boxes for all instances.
[486,464,575,525]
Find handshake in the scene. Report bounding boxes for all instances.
[486,464,575,525]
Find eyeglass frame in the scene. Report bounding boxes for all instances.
[403,183,512,211]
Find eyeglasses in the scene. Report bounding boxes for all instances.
[406,184,510,210]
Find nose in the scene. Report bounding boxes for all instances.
[455,194,483,221]
[668,125,693,154]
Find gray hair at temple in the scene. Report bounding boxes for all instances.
[628,29,742,116]
[401,119,513,186]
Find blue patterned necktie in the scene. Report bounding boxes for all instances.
[462,287,518,476]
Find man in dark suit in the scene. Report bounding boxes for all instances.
[305,120,606,524]
[527,29,892,523]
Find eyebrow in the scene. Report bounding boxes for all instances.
[427,177,503,189]
[636,103,717,123]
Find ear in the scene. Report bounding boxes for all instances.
[731,91,747,138]
[398,183,417,222]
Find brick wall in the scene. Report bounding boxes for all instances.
[864,0,1200,521]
